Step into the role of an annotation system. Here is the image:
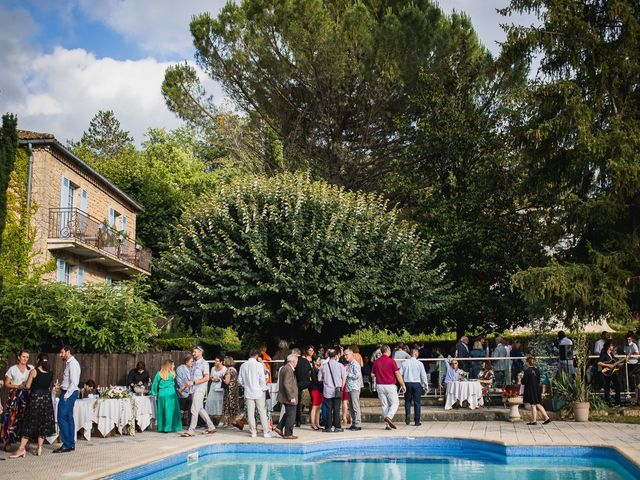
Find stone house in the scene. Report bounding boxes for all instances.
[18,129,150,285]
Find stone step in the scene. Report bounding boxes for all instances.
[271,406,558,423]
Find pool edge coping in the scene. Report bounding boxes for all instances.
[97,434,640,480]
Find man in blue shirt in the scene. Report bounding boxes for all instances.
[400,348,429,426]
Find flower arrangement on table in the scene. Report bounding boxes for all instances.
[100,385,132,399]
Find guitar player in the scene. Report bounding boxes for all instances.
[597,341,622,406]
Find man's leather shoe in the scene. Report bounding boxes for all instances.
[322,428,332,433]
[415,422,422,426]
[384,417,397,429]
[348,426,361,431]
[333,428,344,432]
[273,427,284,437]
[282,435,298,439]
[405,415,410,425]
[53,447,75,453]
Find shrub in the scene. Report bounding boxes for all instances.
[0,279,161,359]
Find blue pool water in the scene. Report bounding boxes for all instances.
[108,438,640,480]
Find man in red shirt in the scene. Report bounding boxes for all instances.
[371,345,407,429]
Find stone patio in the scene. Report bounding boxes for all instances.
[2,420,640,479]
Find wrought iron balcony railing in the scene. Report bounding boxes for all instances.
[48,208,151,273]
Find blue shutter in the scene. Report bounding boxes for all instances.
[80,189,88,212]
[60,177,69,209]
[77,265,85,287]
[121,215,127,234]
[108,207,116,228]
[59,177,70,236]
[105,275,112,286]
[56,258,66,282]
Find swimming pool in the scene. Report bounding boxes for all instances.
[106,438,640,480]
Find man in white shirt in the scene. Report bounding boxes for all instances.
[54,345,81,453]
[624,334,640,392]
[400,348,428,426]
[593,331,611,355]
[239,349,277,438]
[557,331,575,375]
[183,346,215,436]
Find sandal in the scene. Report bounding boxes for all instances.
[526,422,537,425]
[180,431,195,437]
[202,428,216,435]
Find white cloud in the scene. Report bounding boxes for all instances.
[4,46,193,144]
[75,0,227,57]
[0,5,224,145]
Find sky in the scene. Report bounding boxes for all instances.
[0,0,535,145]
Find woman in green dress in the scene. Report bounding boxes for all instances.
[151,360,182,433]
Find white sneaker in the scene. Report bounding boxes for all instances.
[251,432,257,438]
[264,431,278,438]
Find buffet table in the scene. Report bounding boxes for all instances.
[444,380,484,410]
[47,395,156,443]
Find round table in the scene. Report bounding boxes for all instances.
[47,395,156,443]
[444,380,484,410]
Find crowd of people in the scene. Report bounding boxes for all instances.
[1,331,638,456]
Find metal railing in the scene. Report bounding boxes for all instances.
[210,355,639,400]
[48,207,151,272]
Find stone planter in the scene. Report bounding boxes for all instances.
[572,401,590,422]
[507,396,523,422]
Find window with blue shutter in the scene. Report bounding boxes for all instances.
[77,265,85,287]
[108,207,115,228]
[56,258,66,282]
[59,177,70,236]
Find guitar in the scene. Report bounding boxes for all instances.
[599,355,629,377]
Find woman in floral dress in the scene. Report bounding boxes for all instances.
[1,351,32,451]
[222,357,242,428]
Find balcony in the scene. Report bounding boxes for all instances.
[48,208,151,276]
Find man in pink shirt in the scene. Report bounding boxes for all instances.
[371,345,406,430]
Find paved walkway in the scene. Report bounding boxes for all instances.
[2,421,639,479]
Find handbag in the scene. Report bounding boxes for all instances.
[327,360,343,397]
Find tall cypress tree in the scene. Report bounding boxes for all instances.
[0,114,19,286]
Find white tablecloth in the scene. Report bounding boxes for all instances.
[47,396,156,443]
[267,383,279,410]
[444,380,484,410]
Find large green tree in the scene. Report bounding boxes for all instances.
[156,173,452,343]
[164,0,494,190]
[382,12,538,335]
[504,0,640,323]
[71,110,135,160]
[75,122,218,253]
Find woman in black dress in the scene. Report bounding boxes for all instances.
[523,356,551,426]
[10,353,55,458]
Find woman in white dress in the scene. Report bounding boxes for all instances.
[205,356,227,418]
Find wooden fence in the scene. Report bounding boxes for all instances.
[2,351,189,390]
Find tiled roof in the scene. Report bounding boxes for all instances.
[17,130,144,212]
[17,129,55,140]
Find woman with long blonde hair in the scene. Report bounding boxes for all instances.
[151,360,182,432]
